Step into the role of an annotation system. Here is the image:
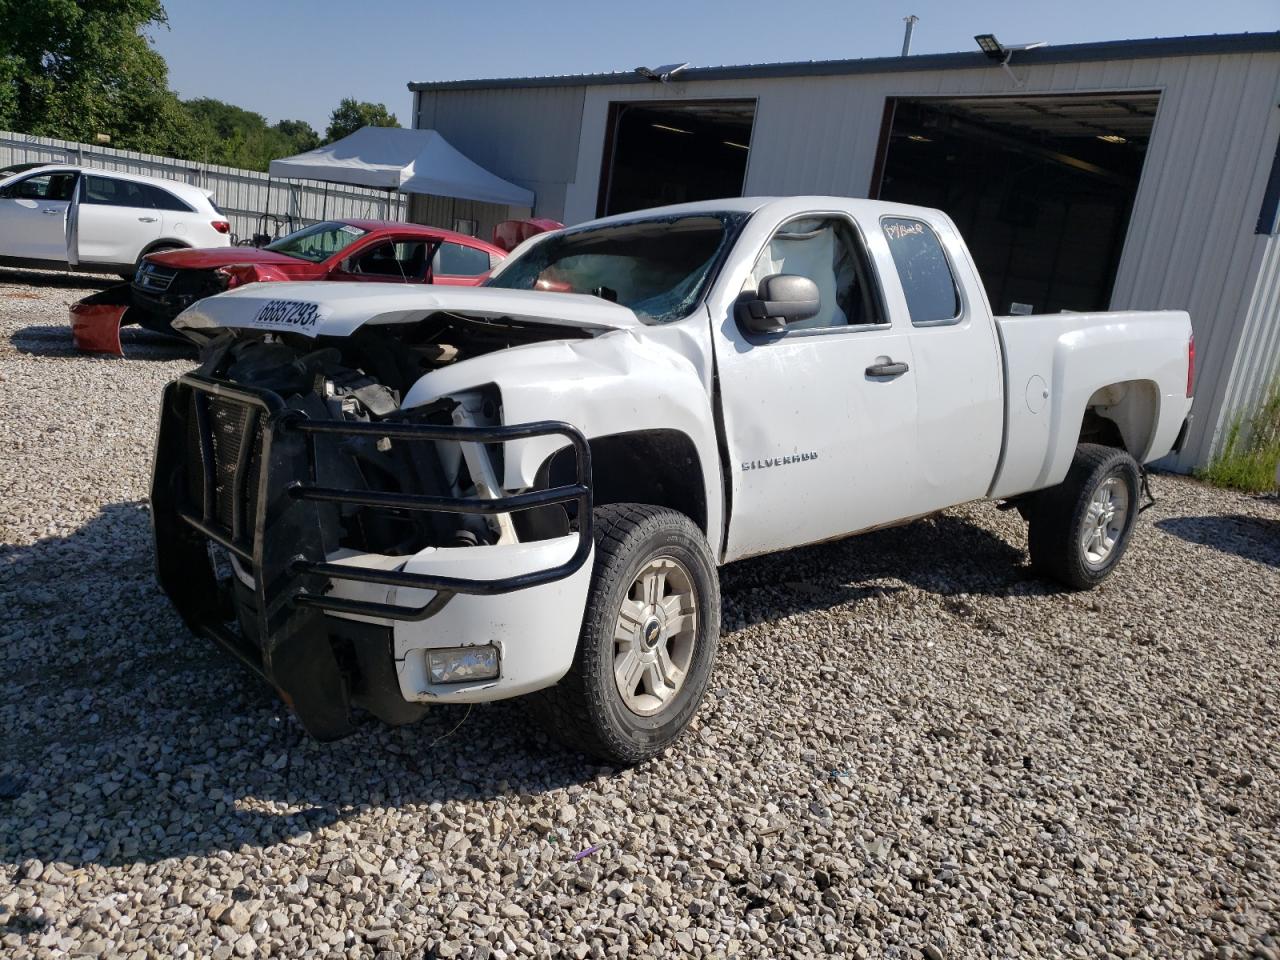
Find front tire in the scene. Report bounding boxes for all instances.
[530,503,720,765]
[1027,443,1141,589]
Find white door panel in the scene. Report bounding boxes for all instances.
[77,204,161,265]
[66,177,80,266]
[875,213,1004,511]
[717,324,919,559]
[0,170,79,261]
[0,198,69,260]
[908,319,1004,510]
[77,174,165,265]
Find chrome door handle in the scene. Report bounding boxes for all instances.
[866,360,909,377]
[42,208,61,215]
[137,216,158,223]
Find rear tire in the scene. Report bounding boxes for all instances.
[1027,443,1141,589]
[529,503,719,765]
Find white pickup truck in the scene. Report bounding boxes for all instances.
[151,197,1194,763]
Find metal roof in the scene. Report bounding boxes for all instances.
[408,31,1280,93]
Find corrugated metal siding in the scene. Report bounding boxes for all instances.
[406,194,529,243]
[416,86,586,221]
[1220,233,1280,444]
[418,49,1280,470]
[1099,52,1280,468]
[0,131,402,241]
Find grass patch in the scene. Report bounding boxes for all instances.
[1199,377,1280,493]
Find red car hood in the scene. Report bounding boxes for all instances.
[146,246,324,276]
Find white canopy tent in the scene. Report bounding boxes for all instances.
[268,126,534,207]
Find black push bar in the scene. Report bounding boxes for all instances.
[172,372,592,622]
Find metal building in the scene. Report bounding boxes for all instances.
[409,32,1280,471]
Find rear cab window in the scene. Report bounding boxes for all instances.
[880,217,961,326]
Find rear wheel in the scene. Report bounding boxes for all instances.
[1027,443,1141,589]
[529,503,719,765]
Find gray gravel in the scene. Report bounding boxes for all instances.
[2,266,1279,959]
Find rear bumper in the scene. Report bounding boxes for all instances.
[151,372,592,739]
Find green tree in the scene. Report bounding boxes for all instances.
[180,98,320,171]
[274,119,320,153]
[0,0,194,153]
[325,98,400,143]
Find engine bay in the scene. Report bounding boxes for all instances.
[192,312,584,557]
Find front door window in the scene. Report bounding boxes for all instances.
[746,216,884,329]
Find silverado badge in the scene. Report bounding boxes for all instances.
[741,452,819,471]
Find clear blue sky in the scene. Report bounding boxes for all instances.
[152,0,1279,133]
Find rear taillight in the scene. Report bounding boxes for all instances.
[211,220,231,234]
[1187,332,1195,398]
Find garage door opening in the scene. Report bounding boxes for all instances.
[873,93,1159,314]
[597,100,755,217]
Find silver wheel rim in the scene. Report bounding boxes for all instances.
[1081,475,1130,567]
[613,556,698,717]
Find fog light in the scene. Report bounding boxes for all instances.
[428,645,500,684]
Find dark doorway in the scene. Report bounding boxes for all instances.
[598,100,755,217]
[874,93,1158,314]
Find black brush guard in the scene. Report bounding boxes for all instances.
[151,372,592,739]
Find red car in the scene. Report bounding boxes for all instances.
[71,219,509,355]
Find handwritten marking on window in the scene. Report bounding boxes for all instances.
[884,221,926,241]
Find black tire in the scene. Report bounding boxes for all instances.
[529,503,720,765]
[1027,443,1141,589]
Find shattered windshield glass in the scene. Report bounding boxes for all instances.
[484,212,748,324]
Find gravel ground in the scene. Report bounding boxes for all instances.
[1,266,1278,960]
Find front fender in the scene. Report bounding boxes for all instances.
[223,263,291,287]
[401,331,724,543]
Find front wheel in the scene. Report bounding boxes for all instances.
[529,503,720,765]
[1027,443,1141,589]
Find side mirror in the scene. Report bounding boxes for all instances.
[737,274,820,333]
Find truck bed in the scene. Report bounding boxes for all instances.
[989,309,1193,500]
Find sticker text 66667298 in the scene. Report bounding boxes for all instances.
[253,299,320,329]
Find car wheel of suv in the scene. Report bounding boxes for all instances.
[529,503,720,765]
[120,243,182,282]
[1027,443,1141,590]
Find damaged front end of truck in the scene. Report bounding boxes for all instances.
[149,287,614,739]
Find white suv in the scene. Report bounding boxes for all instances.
[0,164,231,278]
